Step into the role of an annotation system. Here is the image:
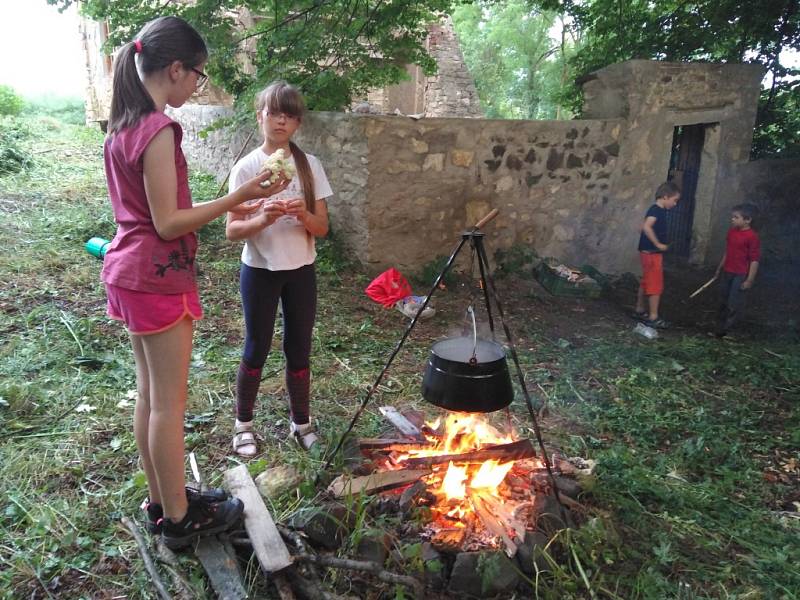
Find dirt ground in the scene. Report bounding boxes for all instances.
[477,259,800,344]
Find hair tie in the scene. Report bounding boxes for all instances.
[134,39,143,54]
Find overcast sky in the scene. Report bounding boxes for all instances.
[0,1,84,97]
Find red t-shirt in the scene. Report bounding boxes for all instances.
[723,227,760,275]
[101,112,197,294]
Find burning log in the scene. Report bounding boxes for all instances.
[358,438,435,452]
[401,439,536,469]
[431,526,467,553]
[378,406,427,441]
[469,495,518,558]
[328,468,431,498]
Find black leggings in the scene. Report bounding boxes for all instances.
[240,263,317,370]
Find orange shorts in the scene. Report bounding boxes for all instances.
[639,252,663,295]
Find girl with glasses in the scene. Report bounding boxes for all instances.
[101,16,292,548]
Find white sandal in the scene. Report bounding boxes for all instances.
[232,424,258,457]
[290,421,319,451]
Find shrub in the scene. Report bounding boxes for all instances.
[0,118,31,175]
[0,85,24,117]
[23,95,85,125]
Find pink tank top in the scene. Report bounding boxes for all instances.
[101,111,197,294]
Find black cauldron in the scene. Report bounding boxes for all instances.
[421,336,514,413]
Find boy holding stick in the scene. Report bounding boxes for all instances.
[714,204,760,337]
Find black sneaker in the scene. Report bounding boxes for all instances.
[143,486,230,535]
[161,496,244,550]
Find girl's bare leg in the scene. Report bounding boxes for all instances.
[140,317,193,521]
[131,333,161,505]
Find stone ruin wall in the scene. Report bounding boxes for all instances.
[129,58,798,276]
[172,106,623,273]
[364,18,482,118]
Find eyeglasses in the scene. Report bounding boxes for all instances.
[190,67,208,87]
[264,111,300,123]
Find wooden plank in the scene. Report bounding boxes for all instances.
[195,537,248,600]
[402,439,536,469]
[224,464,293,572]
[328,469,430,498]
[188,452,248,599]
[378,406,426,441]
[358,438,434,452]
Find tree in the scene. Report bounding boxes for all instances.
[451,0,577,119]
[48,0,456,112]
[531,0,800,158]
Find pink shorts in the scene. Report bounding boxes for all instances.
[106,283,203,335]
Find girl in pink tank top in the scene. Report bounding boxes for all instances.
[102,16,292,549]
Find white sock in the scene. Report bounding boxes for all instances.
[235,419,253,429]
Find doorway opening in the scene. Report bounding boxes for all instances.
[666,124,705,259]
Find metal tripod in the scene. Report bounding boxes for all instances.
[319,211,567,516]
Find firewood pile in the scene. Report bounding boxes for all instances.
[123,409,595,599]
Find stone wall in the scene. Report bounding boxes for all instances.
[172,107,623,273]
[582,60,764,269]
[716,159,800,265]
[168,60,778,276]
[169,106,370,254]
[422,19,482,118]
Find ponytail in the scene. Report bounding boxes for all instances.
[290,141,316,214]
[107,16,207,134]
[108,42,155,134]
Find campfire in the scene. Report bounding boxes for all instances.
[331,409,565,559]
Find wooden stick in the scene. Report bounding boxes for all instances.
[358,438,434,451]
[473,208,499,229]
[295,554,424,599]
[469,495,517,558]
[121,516,173,600]
[328,468,430,498]
[195,537,248,600]
[689,275,717,298]
[401,439,536,469]
[278,525,410,599]
[378,406,426,441]
[214,128,256,198]
[480,494,527,541]
[154,540,197,600]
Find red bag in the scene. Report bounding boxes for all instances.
[365,268,412,308]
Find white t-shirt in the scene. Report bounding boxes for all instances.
[229,146,333,271]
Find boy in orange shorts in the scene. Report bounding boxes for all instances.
[634,182,681,328]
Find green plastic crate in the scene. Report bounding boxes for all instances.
[534,261,602,298]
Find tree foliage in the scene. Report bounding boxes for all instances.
[48,0,455,112]
[452,0,577,119]
[531,0,800,158]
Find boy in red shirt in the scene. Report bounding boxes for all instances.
[714,204,761,336]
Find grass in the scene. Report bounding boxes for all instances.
[1,105,798,599]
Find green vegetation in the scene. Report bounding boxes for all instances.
[1,105,798,599]
[49,0,455,112]
[530,0,800,159]
[0,85,25,117]
[452,1,577,119]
